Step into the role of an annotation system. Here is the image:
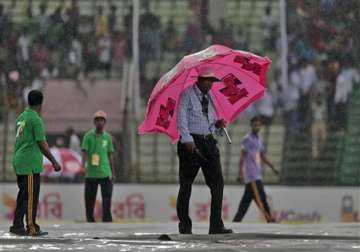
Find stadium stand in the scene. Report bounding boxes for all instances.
[0,0,358,186]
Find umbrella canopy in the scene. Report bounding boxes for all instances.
[138,45,271,142]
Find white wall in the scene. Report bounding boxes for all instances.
[0,184,359,223]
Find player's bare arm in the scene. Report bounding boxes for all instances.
[237,149,246,181]
[37,141,61,172]
[108,152,116,180]
[260,152,279,175]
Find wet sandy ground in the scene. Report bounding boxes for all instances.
[0,222,359,251]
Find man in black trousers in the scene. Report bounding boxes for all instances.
[233,116,278,223]
[81,110,116,222]
[176,66,233,235]
[10,90,61,236]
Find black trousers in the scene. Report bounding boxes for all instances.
[13,173,40,233]
[85,177,113,222]
[177,135,224,231]
[233,180,273,222]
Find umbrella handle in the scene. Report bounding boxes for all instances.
[222,127,232,144]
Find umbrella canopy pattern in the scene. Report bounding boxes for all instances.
[139,45,271,142]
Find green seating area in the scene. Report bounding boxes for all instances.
[281,92,359,186]
[341,87,360,185]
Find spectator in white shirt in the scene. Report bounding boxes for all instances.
[66,127,81,155]
[18,28,30,63]
[98,34,112,79]
[311,94,327,159]
[257,89,275,149]
[334,57,360,129]
[282,66,301,133]
[298,58,317,129]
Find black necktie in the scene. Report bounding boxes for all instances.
[201,94,209,116]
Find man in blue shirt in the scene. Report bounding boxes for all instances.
[177,66,233,235]
[233,116,278,223]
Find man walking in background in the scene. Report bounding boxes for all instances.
[81,110,115,222]
[233,116,278,223]
[10,90,61,236]
[66,127,81,155]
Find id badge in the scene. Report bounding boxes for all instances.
[91,154,100,166]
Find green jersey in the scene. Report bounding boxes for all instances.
[12,108,46,175]
[81,129,114,178]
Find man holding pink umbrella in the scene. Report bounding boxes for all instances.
[138,44,272,234]
[177,66,233,235]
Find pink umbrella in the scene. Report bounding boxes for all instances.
[43,148,83,178]
[138,44,271,142]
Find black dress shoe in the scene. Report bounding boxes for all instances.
[179,227,192,234]
[9,226,27,236]
[179,222,192,234]
[209,227,233,234]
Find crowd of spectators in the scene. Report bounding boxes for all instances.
[1,1,359,161]
[0,0,127,112]
[281,0,359,159]
[0,1,245,111]
[232,0,359,160]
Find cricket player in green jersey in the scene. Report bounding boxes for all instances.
[81,110,116,222]
[9,90,61,236]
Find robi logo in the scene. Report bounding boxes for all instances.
[220,73,248,104]
[156,97,176,129]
